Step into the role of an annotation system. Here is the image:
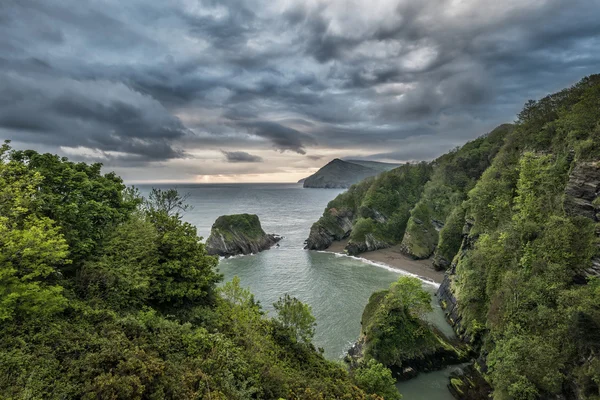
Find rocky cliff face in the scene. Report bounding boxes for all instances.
[345,233,390,255]
[206,214,281,257]
[304,208,353,250]
[564,161,600,277]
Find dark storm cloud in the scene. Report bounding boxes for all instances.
[1,0,600,173]
[234,120,317,154]
[221,150,263,163]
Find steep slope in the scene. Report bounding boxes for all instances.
[305,163,433,255]
[302,158,399,188]
[400,124,513,265]
[307,74,600,399]
[305,124,513,257]
[438,74,600,399]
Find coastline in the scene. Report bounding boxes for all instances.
[324,239,444,284]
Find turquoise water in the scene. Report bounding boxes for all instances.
[138,183,456,399]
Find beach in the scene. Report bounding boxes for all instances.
[325,239,444,284]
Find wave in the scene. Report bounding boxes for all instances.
[316,250,440,288]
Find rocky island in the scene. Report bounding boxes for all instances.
[206,214,281,257]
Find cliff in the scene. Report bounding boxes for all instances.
[302,158,399,188]
[347,278,469,381]
[434,75,600,399]
[334,75,600,399]
[206,214,281,257]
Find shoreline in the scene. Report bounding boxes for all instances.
[323,239,444,285]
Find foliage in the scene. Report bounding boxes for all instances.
[0,144,381,399]
[433,204,465,269]
[273,294,317,344]
[402,124,511,260]
[0,142,69,321]
[450,74,600,399]
[8,147,138,267]
[211,213,267,240]
[361,277,449,366]
[144,187,192,216]
[353,359,402,400]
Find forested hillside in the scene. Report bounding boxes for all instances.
[0,144,398,399]
[442,75,600,399]
[305,124,512,257]
[318,74,600,399]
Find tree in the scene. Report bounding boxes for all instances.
[8,148,137,266]
[387,277,432,318]
[273,294,316,344]
[353,359,402,400]
[0,142,69,320]
[144,188,192,216]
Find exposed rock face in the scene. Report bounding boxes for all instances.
[304,208,353,250]
[345,234,390,256]
[437,272,471,343]
[563,161,600,277]
[206,214,281,257]
[447,364,492,400]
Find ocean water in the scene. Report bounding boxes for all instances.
[137,183,456,399]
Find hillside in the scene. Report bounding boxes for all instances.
[305,124,512,255]
[308,74,600,399]
[0,144,398,399]
[302,159,400,188]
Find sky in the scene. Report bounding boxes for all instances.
[1,0,600,183]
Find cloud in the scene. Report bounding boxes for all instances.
[221,150,263,163]
[1,0,599,181]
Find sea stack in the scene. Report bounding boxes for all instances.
[206,214,282,257]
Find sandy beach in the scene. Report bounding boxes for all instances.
[324,239,444,284]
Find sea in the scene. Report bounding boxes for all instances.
[137,182,462,400]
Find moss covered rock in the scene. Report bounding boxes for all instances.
[347,277,469,380]
[206,214,281,257]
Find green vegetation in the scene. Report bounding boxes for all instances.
[449,75,600,399]
[273,294,317,344]
[0,143,396,399]
[308,163,433,254]
[401,124,512,260]
[211,213,266,240]
[308,125,512,257]
[360,277,466,369]
[342,74,600,399]
[352,360,402,400]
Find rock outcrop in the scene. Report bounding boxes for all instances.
[304,208,353,250]
[564,161,600,277]
[206,214,281,257]
[345,234,390,255]
[347,286,469,381]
